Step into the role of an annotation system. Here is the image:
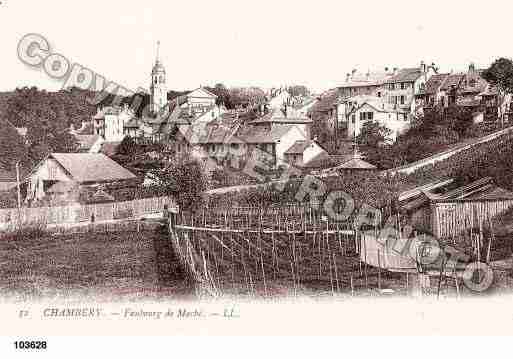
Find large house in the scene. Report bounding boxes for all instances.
[329,62,437,141]
[416,63,512,122]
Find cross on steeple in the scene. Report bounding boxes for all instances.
[156,40,160,63]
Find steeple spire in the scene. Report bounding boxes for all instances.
[156,40,160,64]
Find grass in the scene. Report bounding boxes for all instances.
[0,224,193,302]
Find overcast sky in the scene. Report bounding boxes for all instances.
[1,0,512,94]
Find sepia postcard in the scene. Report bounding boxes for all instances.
[1,0,513,355]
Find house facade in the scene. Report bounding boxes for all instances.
[346,99,410,142]
[24,153,137,203]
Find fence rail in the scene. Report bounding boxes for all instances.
[0,196,174,230]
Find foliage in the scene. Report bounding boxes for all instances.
[357,121,392,147]
[147,154,208,211]
[482,57,513,123]
[3,87,85,167]
[207,171,410,212]
[364,105,486,170]
[405,131,513,191]
[209,167,259,189]
[287,85,310,97]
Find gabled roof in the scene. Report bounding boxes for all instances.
[349,96,408,115]
[45,153,136,183]
[187,87,218,99]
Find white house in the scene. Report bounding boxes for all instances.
[284,140,327,167]
[347,98,410,142]
[182,87,218,110]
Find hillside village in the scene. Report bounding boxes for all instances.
[4,42,513,307]
[1,47,513,214]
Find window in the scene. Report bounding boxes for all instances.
[390,83,395,90]
[377,92,382,98]
[400,95,405,105]
[367,112,374,120]
[400,83,405,90]
[351,115,356,123]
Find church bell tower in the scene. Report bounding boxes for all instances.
[150,41,167,115]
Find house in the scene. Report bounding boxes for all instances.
[346,96,410,142]
[384,61,437,115]
[24,153,137,203]
[284,139,327,167]
[182,87,218,110]
[416,63,512,122]
[247,107,312,139]
[338,69,391,99]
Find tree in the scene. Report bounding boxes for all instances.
[147,154,207,211]
[287,85,310,97]
[482,57,513,127]
[357,121,392,148]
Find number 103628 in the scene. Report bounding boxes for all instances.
[14,341,47,350]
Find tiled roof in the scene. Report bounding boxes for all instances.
[239,125,299,144]
[339,71,392,88]
[440,74,465,91]
[387,68,423,83]
[424,74,449,94]
[284,140,312,154]
[48,153,136,183]
[248,108,312,124]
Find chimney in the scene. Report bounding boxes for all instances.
[352,69,357,79]
[420,60,426,73]
[346,73,351,82]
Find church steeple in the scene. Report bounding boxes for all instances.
[150,41,167,115]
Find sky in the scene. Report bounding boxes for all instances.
[1,0,512,94]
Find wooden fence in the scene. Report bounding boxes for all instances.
[0,196,174,229]
[432,199,513,239]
